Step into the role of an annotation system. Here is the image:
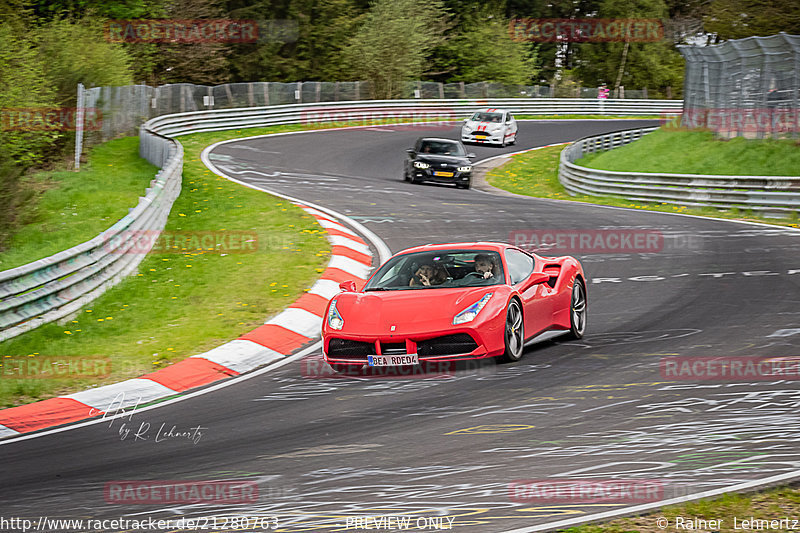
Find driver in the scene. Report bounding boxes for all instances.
[473,254,498,280]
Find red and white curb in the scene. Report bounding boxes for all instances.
[0,205,378,439]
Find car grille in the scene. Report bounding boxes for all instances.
[327,338,374,361]
[470,130,496,136]
[380,342,407,355]
[417,334,479,357]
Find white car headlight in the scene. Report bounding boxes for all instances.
[457,165,472,172]
[327,300,344,330]
[413,161,430,169]
[453,293,493,325]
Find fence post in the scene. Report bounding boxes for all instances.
[459,81,465,98]
[74,82,85,171]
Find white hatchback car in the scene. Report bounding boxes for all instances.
[461,108,518,147]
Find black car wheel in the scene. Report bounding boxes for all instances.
[499,299,525,363]
[456,180,471,189]
[564,278,587,340]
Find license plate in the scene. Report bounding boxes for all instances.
[433,171,454,177]
[368,354,419,366]
[475,135,487,140]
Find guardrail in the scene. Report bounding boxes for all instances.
[0,98,679,341]
[0,138,182,342]
[559,127,800,215]
[142,98,681,138]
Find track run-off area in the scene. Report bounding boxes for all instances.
[2,120,799,532]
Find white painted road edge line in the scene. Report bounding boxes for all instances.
[503,468,800,533]
[0,136,391,445]
[200,140,392,263]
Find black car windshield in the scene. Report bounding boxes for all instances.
[471,112,503,123]
[364,250,505,291]
[418,140,465,156]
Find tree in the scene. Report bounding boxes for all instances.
[34,17,134,106]
[435,6,540,84]
[0,22,58,250]
[574,0,684,97]
[339,0,450,98]
[704,0,800,41]
[149,0,231,85]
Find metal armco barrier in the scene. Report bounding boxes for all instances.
[0,98,679,341]
[141,98,681,138]
[0,139,182,342]
[559,127,800,214]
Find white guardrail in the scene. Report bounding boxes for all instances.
[0,98,680,341]
[559,127,800,215]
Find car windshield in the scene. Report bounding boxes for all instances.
[471,112,503,123]
[418,140,465,156]
[364,250,505,291]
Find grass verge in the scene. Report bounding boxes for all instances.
[579,128,800,176]
[0,129,331,408]
[486,142,799,228]
[0,137,158,271]
[563,485,800,532]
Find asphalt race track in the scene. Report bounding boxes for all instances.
[2,120,800,532]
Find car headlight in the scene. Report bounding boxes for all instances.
[457,165,472,172]
[327,300,344,330]
[413,161,430,169]
[453,293,493,325]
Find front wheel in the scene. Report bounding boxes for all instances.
[564,278,587,340]
[499,300,525,363]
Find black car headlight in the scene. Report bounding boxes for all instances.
[413,161,430,169]
[457,165,472,172]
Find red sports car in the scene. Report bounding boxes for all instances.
[322,242,586,371]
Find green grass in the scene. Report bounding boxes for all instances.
[0,130,331,408]
[0,137,159,271]
[579,128,800,176]
[562,485,800,532]
[486,140,799,228]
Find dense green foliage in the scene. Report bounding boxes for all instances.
[2,0,799,250]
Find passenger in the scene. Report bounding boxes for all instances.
[410,263,447,286]
[473,254,498,280]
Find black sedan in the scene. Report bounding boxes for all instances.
[403,138,476,189]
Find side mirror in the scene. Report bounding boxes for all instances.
[520,272,550,292]
[466,152,476,159]
[339,280,357,292]
[406,148,416,158]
